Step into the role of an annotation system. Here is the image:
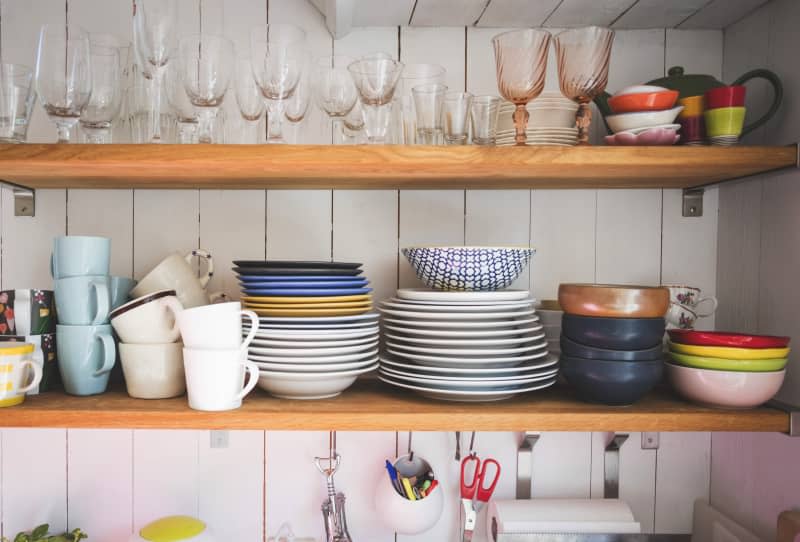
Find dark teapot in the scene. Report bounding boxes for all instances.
[594,65,783,136]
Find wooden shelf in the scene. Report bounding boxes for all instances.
[0,381,789,432]
[0,144,795,190]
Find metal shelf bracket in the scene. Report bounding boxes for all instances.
[682,188,704,217]
[516,431,540,499]
[1,180,35,216]
[767,399,800,436]
[604,433,629,499]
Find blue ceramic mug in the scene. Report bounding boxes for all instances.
[109,276,137,310]
[56,324,115,396]
[54,275,111,325]
[51,236,111,279]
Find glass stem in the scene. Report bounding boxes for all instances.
[85,127,112,144]
[513,104,530,146]
[332,118,345,145]
[576,102,592,145]
[150,68,165,143]
[55,122,73,143]
[196,108,218,144]
[266,99,286,143]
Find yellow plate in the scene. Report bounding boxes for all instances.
[244,301,373,310]
[249,307,372,317]
[241,294,372,304]
[669,341,790,360]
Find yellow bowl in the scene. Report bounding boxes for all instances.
[669,341,789,360]
[678,95,705,118]
[704,106,745,137]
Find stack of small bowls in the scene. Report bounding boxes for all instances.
[497,92,579,146]
[703,86,746,146]
[677,95,706,145]
[604,85,682,146]
[557,284,669,405]
[666,329,789,409]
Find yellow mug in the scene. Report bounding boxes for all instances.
[704,106,746,137]
[0,343,42,407]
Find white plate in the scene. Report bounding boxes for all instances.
[383,323,543,338]
[378,374,556,402]
[380,308,536,320]
[385,331,546,347]
[248,321,380,330]
[246,327,379,341]
[380,363,558,382]
[387,340,547,357]
[249,348,379,364]
[397,289,531,302]
[257,363,377,400]
[255,313,380,324]
[382,316,540,329]
[249,335,378,348]
[379,366,558,386]
[385,297,536,306]
[380,353,558,375]
[380,300,534,312]
[254,356,378,373]
[248,340,378,357]
[387,347,549,368]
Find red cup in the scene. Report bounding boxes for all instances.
[705,85,746,109]
[679,115,706,144]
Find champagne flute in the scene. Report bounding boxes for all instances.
[34,24,92,143]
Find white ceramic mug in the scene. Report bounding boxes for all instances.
[662,284,718,317]
[131,249,217,309]
[175,301,259,350]
[183,347,259,411]
[665,302,697,329]
[110,290,183,344]
[119,342,185,399]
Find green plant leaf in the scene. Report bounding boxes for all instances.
[31,525,49,540]
[13,533,30,542]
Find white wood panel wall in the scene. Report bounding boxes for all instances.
[0,1,722,540]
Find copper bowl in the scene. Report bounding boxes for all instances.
[558,283,670,318]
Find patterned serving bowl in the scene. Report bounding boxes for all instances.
[401,246,535,291]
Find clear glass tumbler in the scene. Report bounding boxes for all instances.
[128,84,176,143]
[470,95,500,145]
[397,63,446,144]
[0,64,36,143]
[443,91,473,145]
[412,83,447,145]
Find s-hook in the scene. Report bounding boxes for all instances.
[408,431,414,461]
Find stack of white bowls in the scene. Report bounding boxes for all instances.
[497,91,579,146]
[378,289,557,402]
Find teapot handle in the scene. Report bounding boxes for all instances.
[732,69,783,136]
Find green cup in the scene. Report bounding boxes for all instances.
[704,106,746,137]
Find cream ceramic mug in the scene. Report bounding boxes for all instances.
[131,249,220,309]
[665,302,697,329]
[119,342,185,399]
[662,284,718,317]
[175,301,259,350]
[110,290,184,344]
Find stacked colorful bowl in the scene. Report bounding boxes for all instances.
[233,260,379,399]
[557,284,668,405]
[703,86,746,146]
[677,95,706,145]
[666,329,789,408]
[603,85,682,146]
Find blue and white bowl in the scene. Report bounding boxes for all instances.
[401,246,535,291]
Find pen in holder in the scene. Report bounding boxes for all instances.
[374,453,444,534]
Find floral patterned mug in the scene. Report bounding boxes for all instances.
[666,302,698,329]
[661,284,718,317]
[0,289,56,336]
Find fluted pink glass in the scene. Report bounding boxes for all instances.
[492,29,550,146]
[554,26,614,145]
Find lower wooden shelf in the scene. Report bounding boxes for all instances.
[0,380,789,432]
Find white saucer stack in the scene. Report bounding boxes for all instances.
[378,289,557,402]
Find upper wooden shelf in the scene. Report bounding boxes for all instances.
[0,381,789,432]
[0,144,795,190]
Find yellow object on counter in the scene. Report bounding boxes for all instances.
[669,341,790,360]
[139,516,206,542]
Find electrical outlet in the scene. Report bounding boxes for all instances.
[641,432,659,449]
[210,430,229,449]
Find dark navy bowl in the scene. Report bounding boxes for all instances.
[561,313,665,350]
[560,334,663,361]
[560,355,663,406]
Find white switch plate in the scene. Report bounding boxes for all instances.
[210,430,229,448]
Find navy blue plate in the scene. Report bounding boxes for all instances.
[239,280,369,289]
[234,267,362,276]
[234,260,361,269]
[239,274,364,282]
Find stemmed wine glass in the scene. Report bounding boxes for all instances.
[134,0,177,143]
[80,34,123,143]
[554,26,615,145]
[178,34,235,144]
[347,54,404,144]
[492,28,551,146]
[284,53,311,142]
[166,61,198,144]
[235,58,265,144]
[250,24,307,144]
[314,55,357,144]
[34,24,92,143]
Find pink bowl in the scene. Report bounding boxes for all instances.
[605,126,680,146]
[666,362,785,409]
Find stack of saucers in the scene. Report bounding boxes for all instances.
[497,92,579,146]
[233,260,379,399]
[378,289,557,402]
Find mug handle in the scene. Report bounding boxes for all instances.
[234,361,260,402]
[161,296,185,341]
[695,296,718,317]
[240,310,259,351]
[732,69,783,135]
[94,333,116,376]
[209,291,228,304]
[90,279,111,326]
[17,360,43,394]
[186,249,214,288]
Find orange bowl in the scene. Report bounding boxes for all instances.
[558,283,670,318]
[608,90,680,114]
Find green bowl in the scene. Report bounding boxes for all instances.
[668,351,787,372]
[704,106,745,137]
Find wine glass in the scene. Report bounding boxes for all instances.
[492,28,550,146]
[34,24,92,143]
[234,58,265,144]
[284,52,311,142]
[342,100,365,144]
[314,55,357,144]
[347,54,404,144]
[554,26,615,145]
[250,24,307,144]
[134,0,177,142]
[166,61,198,144]
[80,34,123,143]
[178,34,235,144]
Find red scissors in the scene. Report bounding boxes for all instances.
[460,454,501,542]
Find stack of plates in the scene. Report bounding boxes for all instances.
[234,260,374,317]
[378,289,557,402]
[496,127,578,146]
[245,313,380,399]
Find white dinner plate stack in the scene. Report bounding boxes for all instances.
[246,312,380,399]
[378,289,557,402]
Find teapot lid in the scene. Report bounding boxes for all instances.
[648,66,724,98]
[140,516,206,542]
